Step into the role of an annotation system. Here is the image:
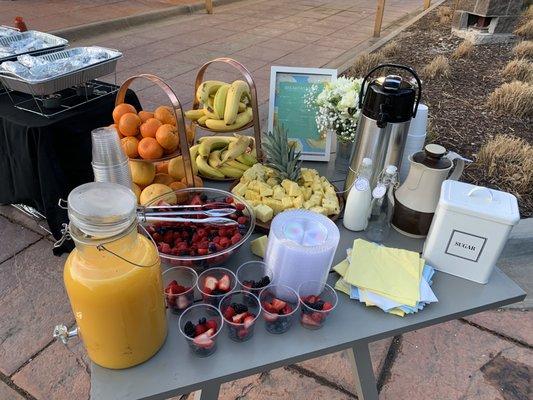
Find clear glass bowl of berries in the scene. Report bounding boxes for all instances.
[236,261,272,296]
[259,285,299,334]
[219,291,260,342]
[298,281,338,330]
[162,267,197,314]
[178,304,223,357]
[141,188,255,269]
[197,267,237,307]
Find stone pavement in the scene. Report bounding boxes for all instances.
[0,0,532,399]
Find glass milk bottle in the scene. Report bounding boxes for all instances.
[366,165,398,243]
[343,158,373,231]
[54,182,167,369]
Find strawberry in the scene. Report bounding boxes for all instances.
[306,295,317,304]
[310,312,324,323]
[237,216,247,225]
[235,203,245,211]
[219,237,230,248]
[232,312,247,324]
[263,311,279,322]
[322,302,334,311]
[223,306,236,319]
[160,243,171,254]
[218,274,231,291]
[237,328,249,339]
[197,248,208,256]
[271,299,287,312]
[231,233,242,245]
[190,195,203,206]
[243,315,255,329]
[281,305,293,315]
[262,301,276,314]
[301,313,321,327]
[195,324,208,336]
[206,319,218,331]
[225,196,234,204]
[193,332,214,349]
[205,328,215,337]
[204,276,218,292]
[176,295,190,310]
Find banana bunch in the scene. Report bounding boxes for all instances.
[192,134,258,180]
[185,80,253,132]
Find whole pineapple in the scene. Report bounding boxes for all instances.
[262,123,302,181]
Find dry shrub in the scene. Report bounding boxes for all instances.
[523,5,533,19]
[474,135,533,211]
[422,55,451,79]
[380,41,400,58]
[486,81,533,118]
[502,59,533,83]
[512,40,533,58]
[515,19,533,39]
[452,40,474,59]
[437,6,453,25]
[350,52,385,77]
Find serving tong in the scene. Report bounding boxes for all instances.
[137,203,239,226]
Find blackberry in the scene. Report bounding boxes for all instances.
[198,317,207,325]
[208,243,217,253]
[315,300,324,310]
[184,321,195,338]
[258,276,271,287]
[231,302,248,314]
[200,194,208,202]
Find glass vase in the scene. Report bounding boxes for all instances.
[335,136,353,172]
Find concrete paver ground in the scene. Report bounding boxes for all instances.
[0,0,531,399]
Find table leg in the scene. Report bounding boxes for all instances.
[192,383,220,400]
[348,342,379,400]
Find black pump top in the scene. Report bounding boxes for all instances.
[412,144,452,169]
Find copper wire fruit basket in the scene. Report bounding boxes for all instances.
[190,57,263,161]
[116,74,196,187]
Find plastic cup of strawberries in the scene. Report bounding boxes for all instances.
[259,284,299,334]
[178,304,223,357]
[298,281,338,330]
[236,260,273,297]
[219,290,261,342]
[162,267,197,314]
[197,267,237,307]
[142,188,256,269]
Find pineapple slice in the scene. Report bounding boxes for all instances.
[258,182,274,197]
[281,196,293,210]
[254,204,274,223]
[303,200,313,209]
[303,187,313,201]
[310,206,328,216]
[247,180,261,192]
[322,197,340,215]
[251,235,268,258]
[281,179,302,196]
[301,168,318,182]
[244,190,261,202]
[311,182,323,193]
[309,193,323,206]
[264,198,284,214]
[266,177,279,187]
[272,185,285,200]
[232,182,249,197]
[292,194,304,209]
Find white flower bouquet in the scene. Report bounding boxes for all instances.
[305,76,363,143]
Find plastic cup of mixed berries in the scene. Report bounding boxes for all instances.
[259,285,299,334]
[142,188,255,268]
[178,304,223,357]
[298,281,338,330]
[236,261,272,297]
[197,267,237,307]
[162,267,197,314]
[219,291,260,342]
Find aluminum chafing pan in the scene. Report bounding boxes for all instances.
[0,30,68,62]
[0,46,122,96]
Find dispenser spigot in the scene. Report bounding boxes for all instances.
[53,324,78,344]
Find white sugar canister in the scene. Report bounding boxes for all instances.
[423,180,519,284]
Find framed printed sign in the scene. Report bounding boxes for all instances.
[268,66,337,162]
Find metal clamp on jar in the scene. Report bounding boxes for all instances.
[344,64,422,196]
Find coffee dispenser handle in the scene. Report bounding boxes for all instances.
[358,64,422,117]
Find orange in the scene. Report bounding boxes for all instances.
[155,124,179,151]
[120,136,139,158]
[153,173,174,186]
[119,113,142,137]
[154,106,176,126]
[138,137,164,160]
[155,161,169,174]
[140,118,162,138]
[113,103,137,124]
[169,181,188,203]
[138,110,154,123]
[180,175,203,187]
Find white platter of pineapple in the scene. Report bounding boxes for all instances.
[230,125,343,231]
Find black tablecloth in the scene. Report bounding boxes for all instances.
[0,89,140,254]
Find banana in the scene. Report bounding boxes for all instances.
[203,108,220,120]
[224,159,249,172]
[213,84,230,119]
[224,80,250,124]
[221,134,251,163]
[206,107,253,133]
[219,165,244,178]
[236,152,258,166]
[197,115,208,126]
[238,102,246,113]
[198,137,230,157]
[208,150,223,168]
[184,109,205,120]
[196,154,225,179]
[197,135,236,144]
[196,81,227,106]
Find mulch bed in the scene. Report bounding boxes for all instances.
[344,1,532,217]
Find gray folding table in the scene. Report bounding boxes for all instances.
[90,167,526,400]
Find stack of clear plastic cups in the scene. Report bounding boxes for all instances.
[91,127,132,188]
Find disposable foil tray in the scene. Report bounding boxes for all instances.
[0,30,68,62]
